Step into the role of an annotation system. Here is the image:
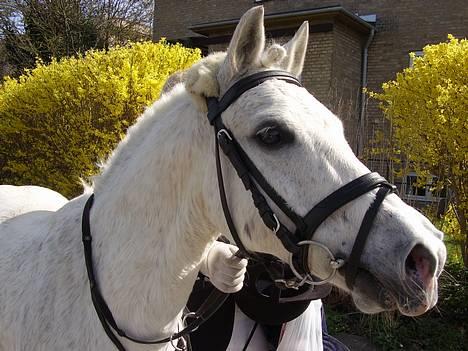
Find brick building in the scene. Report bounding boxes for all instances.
[153,0,466,202]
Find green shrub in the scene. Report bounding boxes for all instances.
[0,40,201,197]
[433,206,465,266]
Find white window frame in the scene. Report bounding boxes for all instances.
[402,172,444,202]
[409,50,424,68]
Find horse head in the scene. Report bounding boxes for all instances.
[185,7,446,317]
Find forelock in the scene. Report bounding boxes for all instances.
[261,43,287,68]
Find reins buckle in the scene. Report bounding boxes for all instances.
[272,213,280,233]
[217,129,232,141]
[182,312,200,332]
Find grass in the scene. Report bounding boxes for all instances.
[325,263,467,350]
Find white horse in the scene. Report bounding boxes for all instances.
[0,7,446,351]
[0,185,67,222]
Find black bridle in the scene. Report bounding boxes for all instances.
[207,70,397,289]
[81,69,396,351]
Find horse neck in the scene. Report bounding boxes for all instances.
[89,87,220,338]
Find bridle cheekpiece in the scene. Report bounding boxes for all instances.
[206,69,397,289]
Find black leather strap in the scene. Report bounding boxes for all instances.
[298,174,396,283]
[301,173,391,239]
[345,185,396,288]
[81,194,228,350]
[208,70,306,257]
[207,70,301,124]
[233,137,307,232]
[215,122,300,255]
[215,130,252,258]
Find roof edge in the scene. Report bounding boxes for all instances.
[190,6,373,36]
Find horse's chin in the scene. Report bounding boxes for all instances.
[344,269,438,317]
[347,269,396,314]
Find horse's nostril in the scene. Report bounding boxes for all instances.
[405,244,437,288]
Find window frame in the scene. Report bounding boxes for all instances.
[409,50,424,68]
[401,171,445,202]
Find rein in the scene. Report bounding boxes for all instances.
[82,194,228,351]
[81,69,396,350]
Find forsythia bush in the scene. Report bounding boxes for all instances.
[0,40,201,197]
[369,35,468,266]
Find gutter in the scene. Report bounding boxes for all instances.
[190,5,373,36]
[357,25,375,157]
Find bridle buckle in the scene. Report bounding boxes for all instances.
[330,258,345,270]
[169,333,187,351]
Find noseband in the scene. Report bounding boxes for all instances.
[207,70,397,289]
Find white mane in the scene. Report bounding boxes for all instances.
[94,84,191,191]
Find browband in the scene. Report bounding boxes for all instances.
[207,70,302,124]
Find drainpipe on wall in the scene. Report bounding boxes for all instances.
[152,1,158,42]
[357,26,375,158]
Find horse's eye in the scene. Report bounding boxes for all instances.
[256,126,282,146]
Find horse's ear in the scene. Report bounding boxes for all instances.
[281,21,309,76]
[218,6,265,88]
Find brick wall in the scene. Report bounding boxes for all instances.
[154,0,467,176]
[206,27,361,151]
[302,31,334,106]
[329,22,363,152]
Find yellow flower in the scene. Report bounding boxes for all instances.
[0,40,201,197]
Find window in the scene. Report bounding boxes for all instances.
[402,172,446,202]
[409,50,424,68]
[404,173,426,197]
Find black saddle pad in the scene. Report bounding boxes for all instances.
[186,276,298,351]
[187,279,235,351]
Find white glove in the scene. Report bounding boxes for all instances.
[200,241,248,293]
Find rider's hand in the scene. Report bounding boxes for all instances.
[200,241,248,293]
